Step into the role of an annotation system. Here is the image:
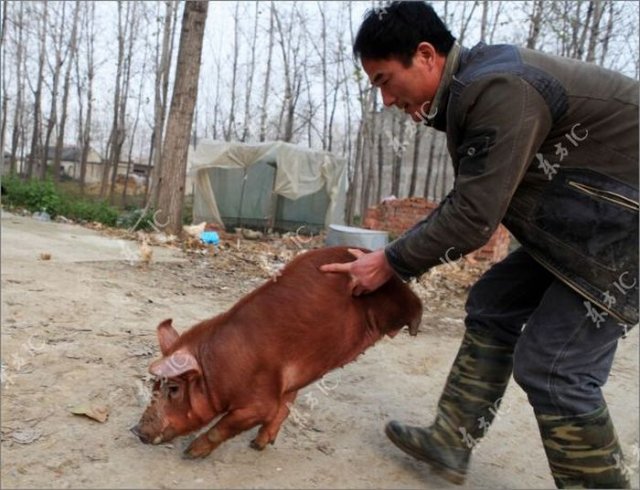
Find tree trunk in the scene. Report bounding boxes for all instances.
[598,1,614,66]
[586,0,604,62]
[259,2,275,142]
[53,1,80,182]
[101,1,125,196]
[122,31,149,207]
[147,0,178,209]
[391,115,406,197]
[0,0,8,173]
[240,1,259,142]
[27,2,48,180]
[408,125,423,196]
[79,1,96,194]
[527,0,544,49]
[9,1,24,175]
[423,131,437,200]
[109,0,138,203]
[41,2,67,181]
[376,130,383,203]
[156,0,208,235]
[224,2,240,141]
[480,0,489,42]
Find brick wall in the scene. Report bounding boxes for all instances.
[363,197,511,263]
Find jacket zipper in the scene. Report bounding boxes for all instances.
[527,250,632,325]
[568,180,639,212]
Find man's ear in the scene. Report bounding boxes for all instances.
[415,41,438,67]
[157,318,179,355]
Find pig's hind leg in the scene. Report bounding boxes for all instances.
[250,390,298,450]
[183,407,266,459]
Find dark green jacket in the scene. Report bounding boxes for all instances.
[385,42,639,324]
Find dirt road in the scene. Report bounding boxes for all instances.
[1,210,638,489]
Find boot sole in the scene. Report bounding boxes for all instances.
[385,424,466,485]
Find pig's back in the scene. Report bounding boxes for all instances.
[209,247,419,395]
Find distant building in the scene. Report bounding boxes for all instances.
[9,146,152,185]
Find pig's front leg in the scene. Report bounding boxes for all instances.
[183,407,262,459]
[251,390,298,450]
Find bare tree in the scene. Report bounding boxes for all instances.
[598,1,615,66]
[108,0,140,202]
[156,0,208,235]
[101,1,126,196]
[41,2,67,180]
[224,2,240,141]
[527,0,545,49]
[408,125,423,196]
[52,1,80,182]
[423,131,437,201]
[8,1,25,175]
[390,115,407,197]
[456,0,478,45]
[78,1,96,193]
[488,2,504,44]
[147,0,178,208]
[0,0,8,171]
[586,0,605,63]
[258,1,275,142]
[122,38,150,207]
[360,91,378,218]
[480,0,489,42]
[101,1,140,201]
[326,35,347,152]
[273,3,303,142]
[240,1,259,142]
[26,2,48,179]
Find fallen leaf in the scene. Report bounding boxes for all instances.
[70,404,109,423]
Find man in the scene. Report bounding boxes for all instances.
[321,2,638,487]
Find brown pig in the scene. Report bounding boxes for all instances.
[131,246,422,459]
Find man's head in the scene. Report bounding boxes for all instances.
[353,2,455,121]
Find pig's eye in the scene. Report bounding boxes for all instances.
[167,384,180,398]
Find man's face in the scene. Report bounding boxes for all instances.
[362,42,446,122]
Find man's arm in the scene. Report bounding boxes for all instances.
[385,74,553,279]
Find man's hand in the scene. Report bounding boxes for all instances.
[319,248,395,296]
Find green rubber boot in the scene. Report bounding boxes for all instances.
[536,405,631,489]
[385,329,514,485]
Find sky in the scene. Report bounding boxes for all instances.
[3,1,639,160]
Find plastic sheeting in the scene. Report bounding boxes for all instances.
[188,140,347,230]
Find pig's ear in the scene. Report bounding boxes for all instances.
[157,318,179,355]
[149,349,201,378]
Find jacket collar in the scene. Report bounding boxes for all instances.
[421,41,462,128]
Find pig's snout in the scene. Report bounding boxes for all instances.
[131,423,166,445]
[130,424,151,444]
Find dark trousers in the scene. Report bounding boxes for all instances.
[465,247,631,416]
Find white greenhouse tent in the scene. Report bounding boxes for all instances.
[188,140,347,233]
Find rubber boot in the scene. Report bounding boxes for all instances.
[536,405,631,489]
[385,329,514,485]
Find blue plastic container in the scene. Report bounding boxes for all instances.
[200,231,220,245]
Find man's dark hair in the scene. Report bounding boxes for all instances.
[353,1,456,66]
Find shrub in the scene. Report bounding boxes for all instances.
[1,175,118,226]
[2,176,63,216]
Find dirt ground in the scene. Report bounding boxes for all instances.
[1,209,638,489]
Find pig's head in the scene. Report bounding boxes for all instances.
[131,319,211,445]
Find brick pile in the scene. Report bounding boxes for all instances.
[363,196,511,263]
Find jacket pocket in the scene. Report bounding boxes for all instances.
[532,169,638,272]
[567,181,639,212]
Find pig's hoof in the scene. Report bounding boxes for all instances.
[183,437,214,459]
[249,439,267,451]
